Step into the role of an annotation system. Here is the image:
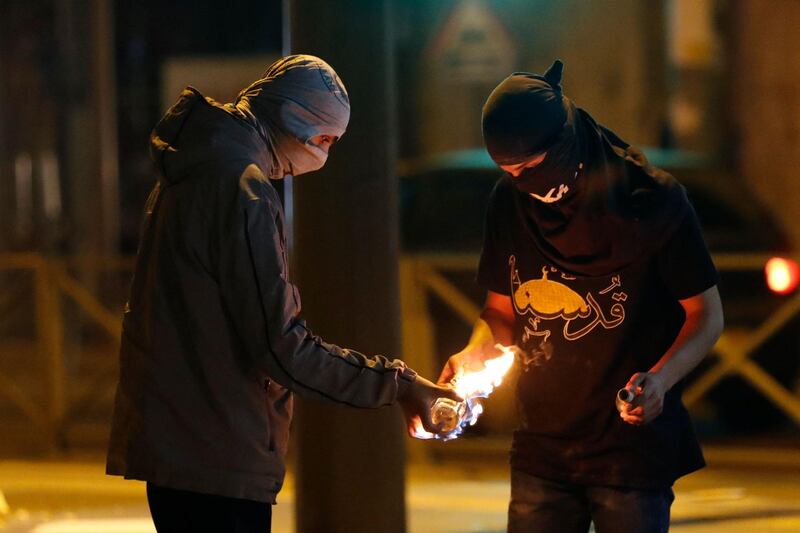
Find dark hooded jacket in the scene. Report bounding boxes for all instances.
[106,86,416,503]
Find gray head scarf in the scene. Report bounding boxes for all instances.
[233,55,350,178]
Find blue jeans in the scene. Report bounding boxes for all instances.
[507,468,674,533]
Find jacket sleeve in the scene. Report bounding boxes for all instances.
[220,166,416,408]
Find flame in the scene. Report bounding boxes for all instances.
[411,417,436,440]
[452,344,517,399]
[410,344,518,441]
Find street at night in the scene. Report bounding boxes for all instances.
[1,445,799,532]
[3,1,800,532]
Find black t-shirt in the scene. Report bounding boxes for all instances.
[478,177,719,489]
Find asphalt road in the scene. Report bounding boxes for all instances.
[0,445,799,533]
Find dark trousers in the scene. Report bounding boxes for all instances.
[507,468,674,533]
[146,482,272,533]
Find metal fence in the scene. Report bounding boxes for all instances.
[0,254,129,448]
[1,252,798,452]
[399,252,800,426]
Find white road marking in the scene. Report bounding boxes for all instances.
[33,518,156,533]
[0,489,10,515]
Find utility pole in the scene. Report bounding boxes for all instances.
[289,1,407,532]
[90,0,119,254]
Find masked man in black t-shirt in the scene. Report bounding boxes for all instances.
[438,60,724,533]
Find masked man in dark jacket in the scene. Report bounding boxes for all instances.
[439,60,724,532]
[107,55,458,533]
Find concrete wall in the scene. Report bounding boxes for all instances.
[731,0,800,249]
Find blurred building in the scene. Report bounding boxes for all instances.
[394,0,800,250]
[0,0,283,454]
[397,0,668,157]
[4,0,800,255]
[1,0,799,454]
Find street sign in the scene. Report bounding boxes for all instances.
[425,0,517,83]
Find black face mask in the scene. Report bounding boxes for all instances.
[508,105,689,276]
[484,60,689,276]
[511,124,582,206]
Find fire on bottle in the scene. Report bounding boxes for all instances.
[412,344,521,441]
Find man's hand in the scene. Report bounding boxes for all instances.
[618,372,667,425]
[399,375,463,437]
[438,345,500,385]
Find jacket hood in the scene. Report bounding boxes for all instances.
[151,55,350,183]
[149,87,271,186]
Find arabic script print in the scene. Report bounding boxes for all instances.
[509,255,628,370]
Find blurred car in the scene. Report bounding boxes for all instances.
[399,148,799,435]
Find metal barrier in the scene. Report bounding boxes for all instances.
[399,254,481,382]
[2,251,797,452]
[399,252,800,426]
[0,253,129,447]
[684,254,800,424]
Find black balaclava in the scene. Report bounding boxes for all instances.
[482,60,568,166]
[482,60,689,276]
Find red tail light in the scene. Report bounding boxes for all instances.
[765,257,800,295]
